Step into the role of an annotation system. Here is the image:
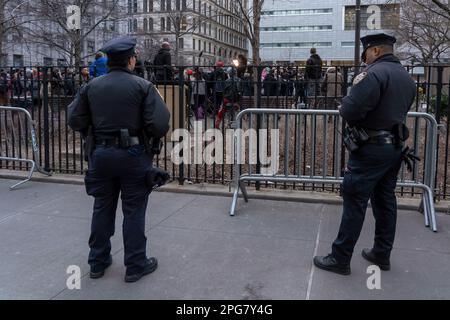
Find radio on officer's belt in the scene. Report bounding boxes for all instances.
[120,129,131,148]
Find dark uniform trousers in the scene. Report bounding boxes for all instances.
[332,143,403,265]
[84,144,151,274]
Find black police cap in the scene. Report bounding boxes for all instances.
[360,33,396,61]
[100,36,137,57]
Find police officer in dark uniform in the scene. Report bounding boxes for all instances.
[68,36,170,282]
[313,33,416,275]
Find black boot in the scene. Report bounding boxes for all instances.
[90,255,113,279]
[362,249,390,271]
[313,254,351,275]
[125,257,158,283]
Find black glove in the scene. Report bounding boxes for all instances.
[146,167,170,189]
[402,146,421,172]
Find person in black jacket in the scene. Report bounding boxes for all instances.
[153,42,173,83]
[68,36,170,283]
[305,48,323,97]
[313,33,416,276]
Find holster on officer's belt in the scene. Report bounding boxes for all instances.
[143,131,163,160]
[392,123,410,147]
[145,167,170,189]
[83,126,94,162]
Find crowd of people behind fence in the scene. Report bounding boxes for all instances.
[0,47,346,127]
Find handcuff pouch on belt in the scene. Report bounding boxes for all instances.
[343,126,369,152]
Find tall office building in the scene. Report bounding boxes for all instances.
[123,0,249,65]
[259,0,399,65]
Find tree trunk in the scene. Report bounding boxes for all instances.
[252,0,261,66]
[74,30,83,70]
[174,36,179,65]
[0,1,5,65]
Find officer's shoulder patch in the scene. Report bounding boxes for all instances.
[353,72,368,85]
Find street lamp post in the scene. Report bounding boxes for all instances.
[354,0,361,70]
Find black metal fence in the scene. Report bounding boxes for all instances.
[0,64,449,199]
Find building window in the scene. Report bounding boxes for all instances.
[144,0,147,12]
[149,17,153,31]
[149,0,153,12]
[341,41,363,48]
[161,0,165,11]
[261,25,333,32]
[144,18,148,32]
[261,8,333,16]
[87,40,95,54]
[193,38,196,50]
[182,0,186,10]
[260,42,332,48]
[133,0,138,13]
[176,0,180,10]
[181,16,187,30]
[43,57,53,67]
[161,17,165,31]
[179,38,184,49]
[344,4,400,31]
[167,0,171,11]
[167,18,171,31]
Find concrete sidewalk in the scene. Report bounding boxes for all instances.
[0,178,449,300]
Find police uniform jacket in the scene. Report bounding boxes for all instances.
[68,67,170,139]
[339,54,416,130]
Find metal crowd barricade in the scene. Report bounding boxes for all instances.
[229,109,438,232]
[0,106,51,190]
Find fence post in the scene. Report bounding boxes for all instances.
[178,66,185,185]
[255,66,263,190]
[42,67,50,173]
[435,66,444,121]
[433,65,444,199]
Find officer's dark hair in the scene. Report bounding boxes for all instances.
[107,54,133,68]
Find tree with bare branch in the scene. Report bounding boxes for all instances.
[0,0,39,65]
[23,0,124,69]
[392,0,450,63]
[231,0,262,66]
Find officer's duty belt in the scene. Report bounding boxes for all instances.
[95,136,141,148]
[363,129,394,145]
[366,136,394,145]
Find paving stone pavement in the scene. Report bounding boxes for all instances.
[0,179,449,300]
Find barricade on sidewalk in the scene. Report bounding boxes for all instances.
[0,106,51,189]
[229,108,438,232]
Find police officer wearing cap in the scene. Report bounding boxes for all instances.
[313,33,416,275]
[68,36,170,282]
